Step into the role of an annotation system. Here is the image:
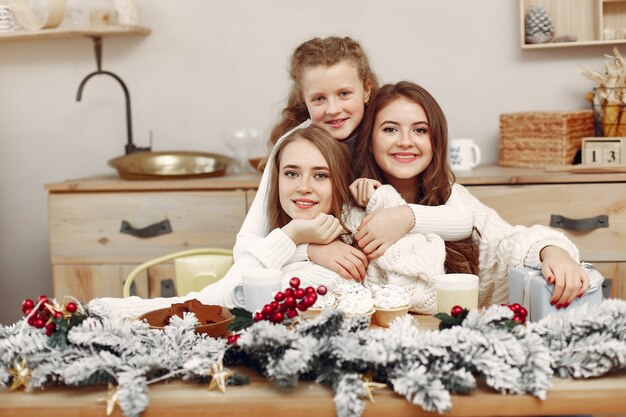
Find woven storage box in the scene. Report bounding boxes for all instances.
[499,110,594,168]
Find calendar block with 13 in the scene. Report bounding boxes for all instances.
[582,137,626,165]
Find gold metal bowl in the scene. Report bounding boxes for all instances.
[108,151,233,180]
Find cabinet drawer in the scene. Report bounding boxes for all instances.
[466,183,626,262]
[48,191,247,264]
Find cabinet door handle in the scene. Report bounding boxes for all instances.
[120,219,172,238]
[550,214,609,231]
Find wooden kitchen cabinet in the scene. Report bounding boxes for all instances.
[46,167,626,302]
[45,174,259,301]
[457,166,626,299]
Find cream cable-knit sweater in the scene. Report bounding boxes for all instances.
[343,185,445,314]
[233,120,473,264]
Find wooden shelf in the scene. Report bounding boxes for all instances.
[520,0,626,49]
[0,25,150,42]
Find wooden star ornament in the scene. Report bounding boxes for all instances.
[97,383,119,416]
[9,359,31,391]
[361,375,387,404]
[208,355,234,393]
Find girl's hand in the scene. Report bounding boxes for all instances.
[540,245,590,308]
[349,178,382,207]
[354,205,414,259]
[308,240,369,282]
[282,213,347,245]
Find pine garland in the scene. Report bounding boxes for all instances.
[1,300,625,417]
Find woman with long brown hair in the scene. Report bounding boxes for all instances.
[351,81,589,308]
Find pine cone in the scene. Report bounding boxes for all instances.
[525,5,554,44]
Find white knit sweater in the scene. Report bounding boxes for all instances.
[233,120,473,264]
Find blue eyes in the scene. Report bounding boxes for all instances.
[310,91,352,104]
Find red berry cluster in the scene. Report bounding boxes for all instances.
[21,295,78,337]
[505,303,528,324]
[252,277,328,324]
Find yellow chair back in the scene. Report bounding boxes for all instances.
[123,248,233,298]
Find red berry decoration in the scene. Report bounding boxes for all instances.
[512,315,524,324]
[316,285,328,296]
[262,304,273,315]
[21,299,35,313]
[294,288,305,299]
[509,303,522,314]
[296,301,308,312]
[274,292,285,302]
[286,309,298,319]
[270,301,279,311]
[305,286,316,294]
[34,317,45,329]
[289,277,301,289]
[284,296,297,309]
[284,288,295,297]
[227,334,241,345]
[518,306,528,318]
[270,311,284,323]
[65,302,78,313]
[450,305,464,317]
[253,312,264,322]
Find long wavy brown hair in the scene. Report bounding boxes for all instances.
[352,81,479,275]
[268,36,380,148]
[268,125,352,231]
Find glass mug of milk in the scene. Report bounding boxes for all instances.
[448,138,481,172]
[436,273,479,313]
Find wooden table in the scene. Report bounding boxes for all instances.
[2,372,626,417]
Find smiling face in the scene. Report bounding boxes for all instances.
[301,62,371,141]
[278,138,334,220]
[371,97,433,201]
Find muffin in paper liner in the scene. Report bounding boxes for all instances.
[374,305,410,328]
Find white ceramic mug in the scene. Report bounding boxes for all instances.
[231,269,282,313]
[448,138,482,172]
[436,273,479,313]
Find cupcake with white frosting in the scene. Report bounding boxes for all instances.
[371,285,410,327]
[333,283,375,320]
[301,291,337,319]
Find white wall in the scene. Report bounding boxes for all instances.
[0,0,610,324]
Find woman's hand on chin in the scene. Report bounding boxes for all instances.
[308,241,368,282]
[355,206,414,258]
[282,213,347,245]
[540,245,590,308]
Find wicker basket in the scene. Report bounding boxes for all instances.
[499,110,594,168]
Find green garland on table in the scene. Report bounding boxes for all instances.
[1,300,625,417]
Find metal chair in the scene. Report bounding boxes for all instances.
[123,248,234,298]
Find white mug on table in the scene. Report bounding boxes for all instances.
[448,138,481,171]
[231,269,282,313]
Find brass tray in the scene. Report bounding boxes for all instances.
[108,151,233,180]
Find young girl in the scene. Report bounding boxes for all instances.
[351,81,589,308]
[89,125,447,318]
[236,36,473,282]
